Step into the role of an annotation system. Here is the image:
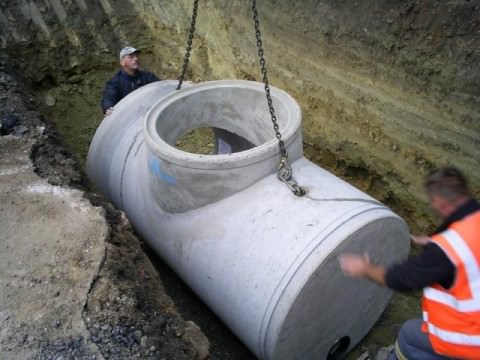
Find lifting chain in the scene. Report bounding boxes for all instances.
[251,0,305,196]
[177,0,199,90]
[177,0,305,196]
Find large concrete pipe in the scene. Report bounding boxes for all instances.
[87,80,410,360]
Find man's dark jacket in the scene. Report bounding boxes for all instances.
[100,69,159,113]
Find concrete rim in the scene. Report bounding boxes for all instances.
[144,80,302,170]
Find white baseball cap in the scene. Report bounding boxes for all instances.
[119,46,140,60]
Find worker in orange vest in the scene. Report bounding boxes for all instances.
[340,166,480,360]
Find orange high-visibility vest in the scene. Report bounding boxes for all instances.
[422,210,480,359]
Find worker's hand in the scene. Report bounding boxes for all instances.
[411,234,431,246]
[339,253,370,278]
[104,107,114,116]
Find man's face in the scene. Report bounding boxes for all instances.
[121,52,140,71]
[429,195,452,219]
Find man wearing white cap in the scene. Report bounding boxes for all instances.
[100,46,160,116]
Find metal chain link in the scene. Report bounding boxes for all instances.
[177,0,199,90]
[251,0,305,196]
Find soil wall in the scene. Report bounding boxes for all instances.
[2,1,478,230]
[3,0,479,231]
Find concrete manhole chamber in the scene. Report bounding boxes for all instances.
[87,80,410,359]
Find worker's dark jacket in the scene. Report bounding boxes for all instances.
[100,69,160,113]
[386,198,480,291]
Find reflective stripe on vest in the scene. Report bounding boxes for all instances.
[425,308,480,346]
[426,322,480,346]
[424,229,480,312]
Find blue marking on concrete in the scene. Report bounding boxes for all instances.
[149,158,176,185]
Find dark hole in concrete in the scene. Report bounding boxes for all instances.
[213,128,256,154]
[327,336,351,360]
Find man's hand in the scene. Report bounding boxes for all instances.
[104,107,114,116]
[339,253,370,278]
[339,253,386,286]
[411,234,431,246]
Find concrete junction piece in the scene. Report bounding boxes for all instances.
[87,80,410,359]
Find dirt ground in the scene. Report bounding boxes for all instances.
[0,60,209,359]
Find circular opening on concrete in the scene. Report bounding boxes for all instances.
[151,83,287,148]
[326,336,350,360]
[144,80,301,169]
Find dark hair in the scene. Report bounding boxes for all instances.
[425,166,471,201]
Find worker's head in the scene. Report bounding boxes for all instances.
[425,166,472,218]
[119,46,141,74]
